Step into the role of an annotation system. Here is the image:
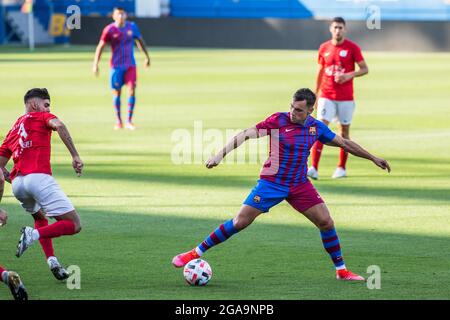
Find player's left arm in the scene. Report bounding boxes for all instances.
[326,135,391,172]
[354,59,369,77]
[47,118,84,177]
[336,60,368,84]
[135,37,150,68]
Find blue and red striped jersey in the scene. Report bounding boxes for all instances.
[256,112,336,186]
[100,21,142,68]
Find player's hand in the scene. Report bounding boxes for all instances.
[72,156,84,177]
[334,73,353,84]
[1,168,11,184]
[0,209,8,227]
[373,157,391,173]
[93,64,99,77]
[144,57,151,69]
[205,155,222,169]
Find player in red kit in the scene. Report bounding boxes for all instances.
[0,184,28,300]
[308,17,369,180]
[0,88,83,281]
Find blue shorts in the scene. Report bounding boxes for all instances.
[110,66,137,90]
[243,179,324,213]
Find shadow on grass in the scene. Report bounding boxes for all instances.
[50,162,450,203]
[0,204,448,300]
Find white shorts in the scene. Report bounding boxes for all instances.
[317,98,356,125]
[12,173,75,217]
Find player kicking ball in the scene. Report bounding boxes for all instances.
[173,88,390,281]
[0,88,83,281]
[0,208,28,300]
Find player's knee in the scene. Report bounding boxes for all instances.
[74,222,82,234]
[317,217,334,231]
[233,216,252,231]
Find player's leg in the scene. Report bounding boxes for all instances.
[287,182,364,281]
[32,209,55,260]
[124,66,137,130]
[111,67,125,129]
[31,209,75,280]
[172,205,263,268]
[0,265,28,300]
[16,174,81,259]
[302,204,364,280]
[172,180,287,267]
[308,98,336,179]
[332,101,355,178]
[113,89,122,129]
[18,211,81,256]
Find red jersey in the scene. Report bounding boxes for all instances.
[0,112,57,181]
[318,39,364,101]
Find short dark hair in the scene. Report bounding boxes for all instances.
[331,17,346,26]
[114,7,125,12]
[24,88,50,104]
[293,88,316,107]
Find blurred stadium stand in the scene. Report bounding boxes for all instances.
[169,0,450,21]
[0,0,449,50]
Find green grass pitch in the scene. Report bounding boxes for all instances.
[0,46,449,300]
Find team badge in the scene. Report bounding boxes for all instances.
[127,30,133,36]
[339,50,348,57]
[309,127,316,135]
[253,195,261,203]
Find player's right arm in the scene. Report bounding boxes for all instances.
[314,46,325,109]
[47,118,84,177]
[0,166,4,204]
[205,127,261,169]
[0,156,10,184]
[93,40,107,76]
[315,64,324,99]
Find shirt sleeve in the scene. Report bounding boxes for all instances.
[100,26,111,42]
[255,113,280,130]
[42,112,58,127]
[131,22,142,39]
[352,43,364,63]
[316,120,336,144]
[317,45,325,66]
[0,135,12,159]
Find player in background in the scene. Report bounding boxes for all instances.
[172,88,390,281]
[0,174,28,300]
[0,88,83,281]
[93,7,151,131]
[308,17,369,179]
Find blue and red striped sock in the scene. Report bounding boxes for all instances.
[196,219,238,255]
[127,96,135,123]
[113,95,121,123]
[320,228,346,270]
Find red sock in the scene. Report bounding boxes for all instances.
[35,219,55,259]
[0,265,6,279]
[338,148,348,169]
[311,141,324,170]
[37,220,76,239]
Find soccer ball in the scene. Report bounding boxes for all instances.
[183,259,212,286]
